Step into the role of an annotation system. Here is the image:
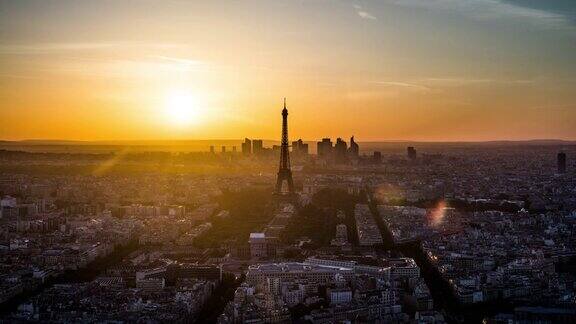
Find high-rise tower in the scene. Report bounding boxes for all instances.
[349,136,359,159]
[275,98,295,195]
[407,146,417,160]
[558,152,567,174]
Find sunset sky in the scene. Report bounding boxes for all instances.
[1,0,575,141]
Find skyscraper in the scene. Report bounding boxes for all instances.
[209,146,215,154]
[407,146,417,160]
[221,146,226,153]
[292,139,309,156]
[242,138,252,155]
[348,136,359,159]
[317,138,333,158]
[373,151,382,164]
[252,140,263,155]
[275,99,295,195]
[558,152,567,174]
[334,138,348,163]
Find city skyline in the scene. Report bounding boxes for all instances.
[2,1,576,141]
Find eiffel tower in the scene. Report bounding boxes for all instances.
[275,98,295,196]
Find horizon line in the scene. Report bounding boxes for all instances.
[1,138,576,145]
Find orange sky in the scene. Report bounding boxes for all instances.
[1,0,576,141]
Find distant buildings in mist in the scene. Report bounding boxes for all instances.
[557,151,567,174]
[206,140,569,175]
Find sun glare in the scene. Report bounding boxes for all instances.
[164,90,200,126]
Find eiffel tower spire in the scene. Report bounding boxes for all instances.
[275,98,295,195]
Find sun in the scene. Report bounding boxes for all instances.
[164,90,200,126]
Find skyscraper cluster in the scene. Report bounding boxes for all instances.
[241,138,266,155]
[316,136,360,164]
[291,139,309,156]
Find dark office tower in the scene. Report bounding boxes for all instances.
[335,138,348,163]
[275,99,295,195]
[348,136,359,158]
[252,140,263,155]
[373,151,382,164]
[558,152,567,174]
[292,140,299,153]
[242,138,252,155]
[407,146,417,160]
[317,138,333,158]
[210,146,215,154]
[221,146,226,153]
[301,142,309,155]
[232,146,237,153]
[300,141,309,155]
[292,139,309,155]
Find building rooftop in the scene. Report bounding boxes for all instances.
[249,233,265,239]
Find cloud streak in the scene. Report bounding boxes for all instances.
[353,4,377,20]
[152,55,205,67]
[373,81,432,92]
[0,42,189,55]
[386,0,574,30]
[368,76,541,95]
[421,77,537,85]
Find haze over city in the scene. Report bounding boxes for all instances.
[1,0,576,141]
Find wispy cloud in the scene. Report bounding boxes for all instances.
[528,103,576,111]
[0,73,44,79]
[421,77,537,86]
[0,42,189,55]
[0,43,209,80]
[152,55,206,67]
[51,56,208,79]
[368,76,539,95]
[0,43,118,55]
[386,0,574,30]
[372,81,431,92]
[353,4,377,20]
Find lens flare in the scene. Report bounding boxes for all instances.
[428,200,447,227]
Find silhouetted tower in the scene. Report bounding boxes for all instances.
[335,138,348,164]
[292,139,309,155]
[275,98,295,195]
[558,152,567,174]
[317,138,333,158]
[242,138,252,155]
[252,140,263,154]
[372,151,382,164]
[349,136,359,158]
[407,146,417,160]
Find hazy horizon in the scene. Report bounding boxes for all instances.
[1,137,574,155]
[2,138,576,144]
